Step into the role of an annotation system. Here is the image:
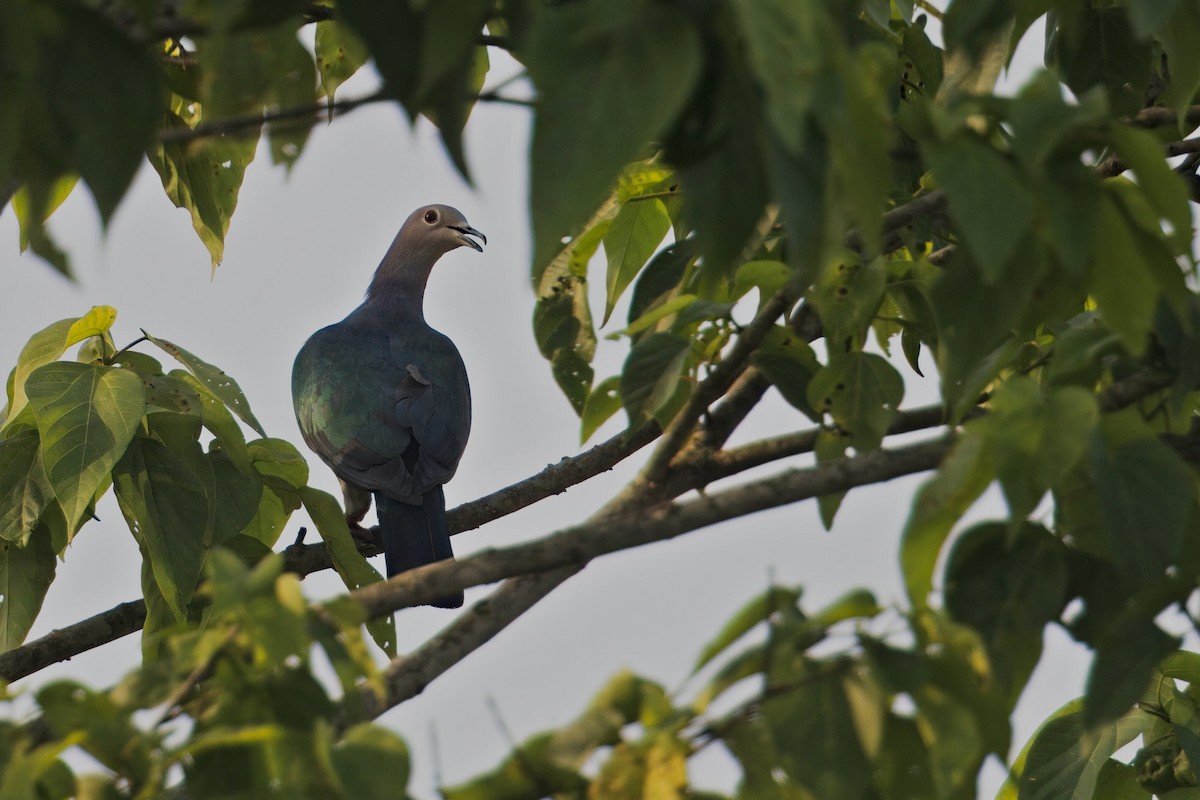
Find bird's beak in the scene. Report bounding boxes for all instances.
[450,225,486,252]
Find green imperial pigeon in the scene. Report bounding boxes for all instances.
[292,204,485,608]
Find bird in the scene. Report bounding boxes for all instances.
[292,204,485,608]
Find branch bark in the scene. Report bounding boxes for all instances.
[0,421,659,683]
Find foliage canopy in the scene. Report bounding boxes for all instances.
[3,0,1200,797]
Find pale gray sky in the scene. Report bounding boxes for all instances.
[0,18,1150,797]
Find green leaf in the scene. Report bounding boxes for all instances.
[580,376,622,445]
[175,371,254,477]
[1086,616,1179,727]
[976,378,1099,520]
[301,487,394,657]
[148,112,257,272]
[811,255,887,350]
[36,681,155,779]
[3,307,120,433]
[611,294,698,340]
[924,136,1034,284]
[0,531,56,652]
[55,6,161,222]
[0,431,49,545]
[619,333,690,427]
[762,662,871,798]
[1155,2,1200,115]
[25,363,144,536]
[314,20,368,103]
[527,2,702,274]
[900,433,993,609]
[730,0,827,156]
[1002,700,1150,800]
[806,352,904,451]
[751,326,821,420]
[1109,126,1192,254]
[672,62,771,277]
[944,522,1067,700]
[239,486,295,548]
[12,177,76,254]
[533,201,606,413]
[330,724,411,799]
[734,260,791,312]
[814,428,848,529]
[1089,412,1194,588]
[248,438,309,491]
[336,0,421,104]
[145,334,266,436]
[112,438,210,621]
[1049,5,1151,115]
[208,451,263,546]
[602,198,671,325]
[693,585,802,673]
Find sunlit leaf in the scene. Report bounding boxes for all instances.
[145,333,266,436]
[25,362,144,536]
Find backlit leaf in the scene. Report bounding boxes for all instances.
[0,530,56,652]
[25,363,144,536]
[146,334,266,436]
[603,199,671,324]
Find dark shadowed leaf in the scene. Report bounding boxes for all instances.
[1086,617,1179,727]
[619,333,690,427]
[924,135,1033,284]
[111,438,210,621]
[527,2,701,274]
[1089,411,1193,589]
[944,522,1067,700]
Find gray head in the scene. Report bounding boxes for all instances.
[399,204,486,256]
[367,205,486,310]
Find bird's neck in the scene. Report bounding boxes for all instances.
[363,240,436,321]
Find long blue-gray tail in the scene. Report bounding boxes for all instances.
[375,487,463,608]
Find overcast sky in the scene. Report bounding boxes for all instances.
[0,15,1165,797]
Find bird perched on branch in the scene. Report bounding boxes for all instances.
[292,204,485,608]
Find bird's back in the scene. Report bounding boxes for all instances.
[292,311,471,501]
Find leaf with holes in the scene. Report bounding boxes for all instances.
[145,333,265,436]
[806,352,903,451]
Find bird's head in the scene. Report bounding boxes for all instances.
[406,204,487,255]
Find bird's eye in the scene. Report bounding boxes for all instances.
[424,209,438,224]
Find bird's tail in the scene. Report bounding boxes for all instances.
[375,487,464,608]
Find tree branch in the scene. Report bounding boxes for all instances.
[340,567,580,727]
[1095,137,1200,179]
[0,422,660,683]
[345,436,956,619]
[1130,106,1200,129]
